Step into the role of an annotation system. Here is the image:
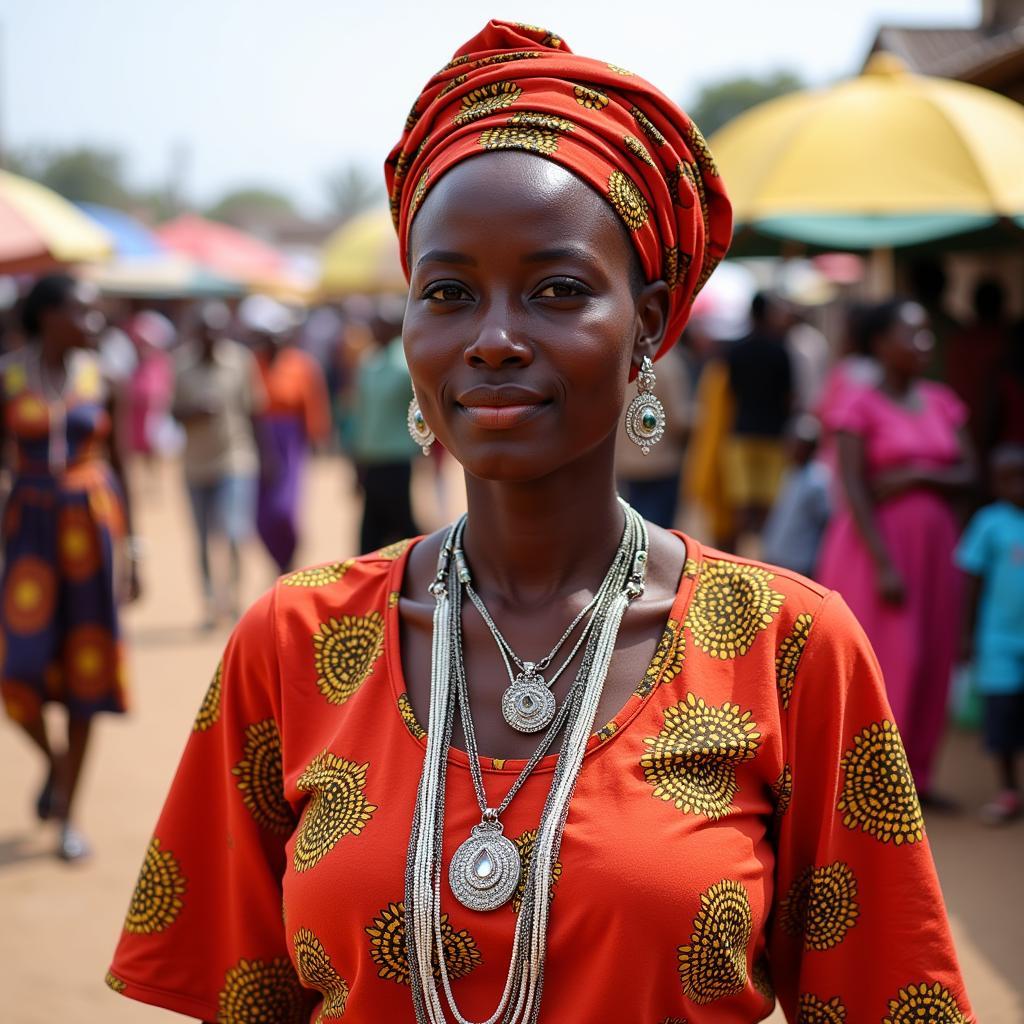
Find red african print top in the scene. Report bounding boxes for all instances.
[108,535,974,1023]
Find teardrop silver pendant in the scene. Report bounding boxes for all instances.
[448,821,521,911]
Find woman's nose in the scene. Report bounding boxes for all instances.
[463,320,533,369]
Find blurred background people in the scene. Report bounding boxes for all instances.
[956,443,1024,825]
[172,301,262,627]
[124,310,178,475]
[946,277,1010,477]
[351,298,419,553]
[241,295,331,574]
[615,344,691,528]
[760,413,831,577]
[908,257,961,381]
[0,274,138,861]
[816,299,975,805]
[723,291,794,547]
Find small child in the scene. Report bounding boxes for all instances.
[955,444,1024,824]
[760,414,831,578]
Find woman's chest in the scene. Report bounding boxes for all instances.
[277,671,781,1022]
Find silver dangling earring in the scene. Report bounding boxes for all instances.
[407,394,435,455]
[625,355,666,455]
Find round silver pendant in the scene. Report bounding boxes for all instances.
[448,822,521,912]
[501,675,556,733]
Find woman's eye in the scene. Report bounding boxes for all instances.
[424,283,470,302]
[535,280,586,299]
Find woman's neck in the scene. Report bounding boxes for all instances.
[38,337,68,372]
[460,441,625,606]
[879,369,914,399]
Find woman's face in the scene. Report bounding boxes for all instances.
[877,301,932,378]
[43,282,104,351]
[404,152,667,483]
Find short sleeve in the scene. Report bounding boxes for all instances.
[767,592,975,1022]
[955,510,993,577]
[107,588,313,1022]
[823,385,873,437]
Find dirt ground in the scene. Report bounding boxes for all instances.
[0,456,1020,1024]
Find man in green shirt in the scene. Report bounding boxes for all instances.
[352,303,420,552]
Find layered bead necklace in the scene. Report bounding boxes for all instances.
[404,502,649,1024]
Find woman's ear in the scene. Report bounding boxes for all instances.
[631,279,671,373]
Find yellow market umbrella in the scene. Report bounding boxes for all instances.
[320,208,406,296]
[710,53,1024,249]
[0,171,112,272]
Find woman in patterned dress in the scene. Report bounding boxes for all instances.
[109,22,974,1023]
[0,274,137,860]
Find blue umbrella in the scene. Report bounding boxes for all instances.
[75,202,167,260]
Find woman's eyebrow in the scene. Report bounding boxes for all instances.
[523,246,600,265]
[415,249,476,269]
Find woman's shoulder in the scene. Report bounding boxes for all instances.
[270,537,420,620]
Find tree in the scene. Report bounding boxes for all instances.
[324,162,383,225]
[688,71,805,137]
[6,145,134,207]
[205,187,296,227]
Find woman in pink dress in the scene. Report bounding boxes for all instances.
[817,299,975,803]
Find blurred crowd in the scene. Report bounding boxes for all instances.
[0,255,1022,860]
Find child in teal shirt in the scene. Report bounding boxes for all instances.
[956,444,1024,824]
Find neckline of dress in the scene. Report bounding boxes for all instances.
[384,529,701,776]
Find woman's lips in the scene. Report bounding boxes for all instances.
[458,402,546,429]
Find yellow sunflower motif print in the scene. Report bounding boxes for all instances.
[365,900,482,985]
[511,829,563,913]
[218,957,307,1024]
[473,49,542,67]
[641,693,761,820]
[634,619,685,698]
[438,72,469,97]
[686,121,719,176]
[779,861,859,951]
[798,993,847,1023]
[685,560,785,660]
[293,928,350,1020]
[607,170,649,231]
[595,719,619,743]
[683,557,701,579]
[479,125,560,155]
[193,660,222,732]
[838,719,924,845]
[677,879,752,1005]
[453,81,522,126]
[232,718,294,834]
[124,836,187,935]
[624,134,656,167]
[883,982,968,1024]
[662,245,691,291]
[312,612,385,706]
[104,971,126,994]
[398,691,426,740]
[293,752,377,872]
[283,561,353,587]
[573,83,609,109]
[510,110,576,132]
[771,763,793,818]
[376,538,412,560]
[607,62,634,75]
[776,613,813,708]
[631,106,667,146]
[409,169,431,219]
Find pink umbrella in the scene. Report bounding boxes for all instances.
[156,214,287,286]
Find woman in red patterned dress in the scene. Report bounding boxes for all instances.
[110,21,974,1023]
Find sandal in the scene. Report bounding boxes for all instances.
[979,790,1023,826]
[57,824,92,862]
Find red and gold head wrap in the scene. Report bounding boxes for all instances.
[386,19,732,357]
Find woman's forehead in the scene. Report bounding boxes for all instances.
[410,152,626,262]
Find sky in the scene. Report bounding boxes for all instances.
[0,0,978,214]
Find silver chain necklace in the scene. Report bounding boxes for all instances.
[404,504,649,1024]
[462,554,619,733]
